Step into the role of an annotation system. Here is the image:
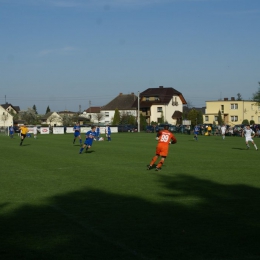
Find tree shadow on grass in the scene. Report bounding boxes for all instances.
[0,174,259,260]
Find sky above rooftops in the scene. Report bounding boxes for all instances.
[0,0,259,113]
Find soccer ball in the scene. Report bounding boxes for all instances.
[156,137,159,140]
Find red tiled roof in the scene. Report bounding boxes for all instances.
[85,107,102,113]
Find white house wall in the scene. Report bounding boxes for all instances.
[100,110,137,124]
[0,106,13,127]
[150,96,182,124]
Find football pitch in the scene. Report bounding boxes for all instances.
[0,132,260,260]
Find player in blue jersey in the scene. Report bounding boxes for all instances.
[73,123,82,145]
[193,125,199,141]
[79,125,96,154]
[9,125,14,138]
[105,124,111,141]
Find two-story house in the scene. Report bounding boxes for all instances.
[134,86,187,125]
[41,112,63,126]
[101,93,137,124]
[81,107,102,124]
[0,105,13,127]
[204,97,260,125]
[0,103,20,115]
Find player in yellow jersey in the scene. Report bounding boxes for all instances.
[19,125,29,146]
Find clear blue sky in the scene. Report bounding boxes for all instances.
[0,0,259,114]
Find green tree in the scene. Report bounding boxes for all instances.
[242,119,249,125]
[250,120,255,125]
[112,108,120,125]
[32,104,38,114]
[236,93,243,101]
[140,113,147,131]
[45,106,51,114]
[197,111,203,124]
[160,111,164,123]
[217,110,224,125]
[187,109,198,126]
[252,83,260,104]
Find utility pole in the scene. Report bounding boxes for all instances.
[138,91,140,132]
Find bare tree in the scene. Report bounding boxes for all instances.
[93,112,105,123]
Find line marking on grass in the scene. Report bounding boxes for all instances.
[49,204,151,260]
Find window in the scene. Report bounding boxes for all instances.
[146,97,149,101]
[205,116,209,121]
[214,116,218,121]
[155,97,159,101]
[231,116,238,122]
[157,107,162,112]
[221,105,224,114]
[231,103,238,109]
[258,117,260,123]
[105,112,109,117]
[251,104,255,110]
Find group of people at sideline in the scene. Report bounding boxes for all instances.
[193,124,258,151]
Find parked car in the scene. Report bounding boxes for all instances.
[176,125,189,134]
[146,125,156,133]
[156,124,177,133]
[118,125,137,132]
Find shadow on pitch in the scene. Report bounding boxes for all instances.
[1,174,259,260]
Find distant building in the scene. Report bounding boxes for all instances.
[58,110,77,117]
[81,107,102,124]
[0,103,20,114]
[204,97,260,125]
[133,86,187,125]
[0,105,13,127]
[101,93,137,124]
[41,112,62,126]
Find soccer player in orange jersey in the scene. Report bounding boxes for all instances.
[147,125,177,171]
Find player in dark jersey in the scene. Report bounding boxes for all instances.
[73,123,82,145]
[79,126,96,154]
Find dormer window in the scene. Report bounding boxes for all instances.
[146,97,149,101]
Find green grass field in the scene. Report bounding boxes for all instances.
[0,132,260,260]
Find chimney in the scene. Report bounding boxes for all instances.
[231,97,235,101]
[119,93,123,96]
[159,86,163,89]
[131,92,134,95]
[224,98,228,101]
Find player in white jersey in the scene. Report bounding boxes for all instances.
[220,124,226,140]
[242,125,258,150]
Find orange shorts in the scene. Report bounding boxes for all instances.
[155,143,169,157]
